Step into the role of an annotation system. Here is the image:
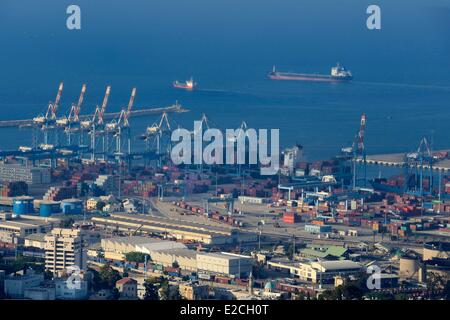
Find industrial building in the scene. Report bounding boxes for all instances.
[3,270,44,299]
[299,261,362,283]
[44,228,87,274]
[238,196,270,205]
[100,236,187,261]
[299,245,349,260]
[179,282,209,300]
[0,213,57,239]
[268,260,362,284]
[99,236,253,277]
[0,163,51,185]
[60,199,83,215]
[423,241,450,261]
[197,252,253,278]
[304,224,333,234]
[24,232,46,250]
[12,196,34,215]
[92,213,255,245]
[149,248,198,271]
[39,201,61,217]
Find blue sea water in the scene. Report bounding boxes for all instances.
[0,0,449,161]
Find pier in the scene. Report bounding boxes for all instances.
[0,103,189,128]
[357,150,450,172]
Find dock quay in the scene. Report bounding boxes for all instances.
[0,103,189,128]
[357,150,450,172]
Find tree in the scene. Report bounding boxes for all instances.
[143,280,159,300]
[60,218,75,228]
[367,291,394,300]
[172,261,179,268]
[318,272,369,300]
[160,284,182,300]
[443,280,450,300]
[43,270,53,280]
[96,249,104,259]
[125,252,147,263]
[96,201,106,211]
[98,263,122,290]
[111,288,120,300]
[79,182,89,197]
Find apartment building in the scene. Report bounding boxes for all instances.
[44,228,87,274]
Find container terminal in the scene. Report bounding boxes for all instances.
[0,85,449,301]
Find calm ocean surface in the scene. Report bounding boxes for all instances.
[0,0,449,161]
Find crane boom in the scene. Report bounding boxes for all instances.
[353,113,366,156]
[72,84,87,122]
[98,85,111,125]
[118,87,137,127]
[51,82,64,117]
[77,84,87,109]
[124,87,137,124]
[127,87,137,114]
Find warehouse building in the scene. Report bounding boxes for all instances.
[0,214,57,238]
[294,260,362,283]
[197,252,253,278]
[92,213,254,245]
[150,248,198,272]
[299,245,349,260]
[423,241,450,261]
[268,260,362,284]
[99,236,253,277]
[238,196,270,205]
[4,270,44,299]
[305,224,333,234]
[0,163,51,185]
[100,236,186,261]
[24,233,47,249]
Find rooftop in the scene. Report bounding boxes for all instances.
[312,260,362,271]
[116,277,137,285]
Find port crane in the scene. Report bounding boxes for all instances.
[341,113,367,189]
[34,82,64,124]
[106,87,137,163]
[141,112,172,167]
[67,84,87,124]
[56,84,87,145]
[405,137,434,196]
[32,82,64,147]
[80,85,111,161]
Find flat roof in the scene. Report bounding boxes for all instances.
[0,220,47,229]
[24,233,46,241]
[103,236,162,246]
[103,236,187,252]
[314,260,361,271]
[197,252,250,261]
[93,214,233,238]
[109,213,234,234]
[155,248,197,259]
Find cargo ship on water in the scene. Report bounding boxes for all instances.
[268,63,353,82]
[173,77,197,90]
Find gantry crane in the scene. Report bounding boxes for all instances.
[80,85,111,161]
[405,137,434,196]
[68,84,87,124]
[106,87,137,163]
[32,82,64,147]
[141,112,172,167]
[341,113,367,189]
[56,84,87,145]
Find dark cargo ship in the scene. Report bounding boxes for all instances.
[268,63,353,82]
